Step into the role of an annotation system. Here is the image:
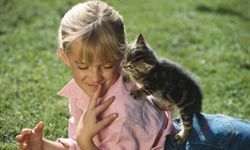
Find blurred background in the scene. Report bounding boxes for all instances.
[0,0,249,149]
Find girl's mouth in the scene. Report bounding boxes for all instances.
[87,82,106,90]
[87,83,101,88]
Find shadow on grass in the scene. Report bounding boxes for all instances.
[196,5,250,21]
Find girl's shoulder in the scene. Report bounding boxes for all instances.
[57,79,79,97]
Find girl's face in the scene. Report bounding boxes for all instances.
[64,42,121,97]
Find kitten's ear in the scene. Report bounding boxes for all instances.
[136,34,146,45]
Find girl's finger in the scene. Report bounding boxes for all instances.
[16,135,23,143]
[95,96,115,115]
[96,113,118,131]
[96,97,104,106]
[88,85,102,109]
[21,129,32,136]
[33,121,45,133]
[19,142,27,150]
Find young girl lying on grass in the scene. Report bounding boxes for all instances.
[16,0,250,150]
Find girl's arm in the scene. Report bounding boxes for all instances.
[42,139,68,150]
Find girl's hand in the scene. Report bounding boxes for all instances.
[16,121,44,150]
[76,85,118,149]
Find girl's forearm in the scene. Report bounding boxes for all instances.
[78,141,99,150]
[42,139,68,150]
[77,137,99,150]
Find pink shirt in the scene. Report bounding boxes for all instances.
[57,75,173,150]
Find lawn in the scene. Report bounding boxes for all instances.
[0,0,249,149]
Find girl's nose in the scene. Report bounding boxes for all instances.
[91,68,103,83]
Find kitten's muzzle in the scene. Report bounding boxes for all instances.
[121,61,127,68]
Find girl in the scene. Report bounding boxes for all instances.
[16,0,250,150]
[16,1,172,149]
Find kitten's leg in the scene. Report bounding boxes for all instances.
[175,111,193,144]
[174,91,193,144]
[130,88,148,100]
[152,99,174,111]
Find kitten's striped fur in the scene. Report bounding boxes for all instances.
[121,34,202,144]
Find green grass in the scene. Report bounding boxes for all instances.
[0,0,249,149]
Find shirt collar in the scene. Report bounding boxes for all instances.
[57,79,89,109]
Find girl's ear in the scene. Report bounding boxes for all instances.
[59,48,70,66]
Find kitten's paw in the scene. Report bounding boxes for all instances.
[152,99,174,111]
[130,90,144,100]
[174,133,188,144]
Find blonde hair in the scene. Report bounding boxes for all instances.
[58,0,126,63]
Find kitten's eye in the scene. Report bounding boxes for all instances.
[128,65,133,69]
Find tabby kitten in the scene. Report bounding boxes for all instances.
[121,34,202,144]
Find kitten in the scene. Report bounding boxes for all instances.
[121,34,202,144]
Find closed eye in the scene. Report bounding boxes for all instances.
[102,63,114,69]
[103,65,113,69]
[78,66,88,70]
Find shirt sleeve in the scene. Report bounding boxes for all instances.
[97,120,132,150]
[96,119,148,150]
[57,97,83,150]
